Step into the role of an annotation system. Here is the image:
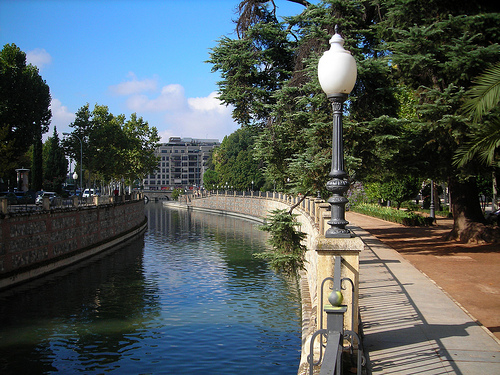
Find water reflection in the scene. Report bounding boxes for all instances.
[0,203,301,374]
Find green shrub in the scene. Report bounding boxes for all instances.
[256,209,307,275]
[400,200,420,211]
[350,203,429,226]
[171,188,183,201]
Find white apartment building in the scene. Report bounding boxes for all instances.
[143,137,219,191]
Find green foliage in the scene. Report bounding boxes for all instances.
[354,176,421,209]
[0,43,51,188]
[203,169,218,190]
[63,104,159,186]
[256,209,307,275]
[208,20,294,127]
[455,62,500,168]
[43,127,68,192]
[211,127,265,190]
[171,188,183,201]
[377,3,500,183]
[350,203,429,226]
[212,0,500,234]
[121,113,161,183]
[461,62,500,124]
[379,176,421,209]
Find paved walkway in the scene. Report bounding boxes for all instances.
[347,221,500,374]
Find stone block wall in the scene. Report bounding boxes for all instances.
[190,194,323,316]
[188,193,363,374]
[0,200,146,289]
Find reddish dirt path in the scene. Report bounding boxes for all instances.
[346,211,500,340]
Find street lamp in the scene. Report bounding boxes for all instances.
[63,132,83,193]
[318,26,357,238]
[72,171,78,195]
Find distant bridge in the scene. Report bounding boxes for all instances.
[143,190,172,202]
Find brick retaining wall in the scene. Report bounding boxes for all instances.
[0,199,147,289]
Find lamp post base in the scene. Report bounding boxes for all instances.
[325,226,354,238]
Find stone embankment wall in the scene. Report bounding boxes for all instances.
[185,192,364,375]
[186,193,321,315]
[0,199,147,290]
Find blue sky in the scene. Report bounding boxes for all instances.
[0,0,313,142]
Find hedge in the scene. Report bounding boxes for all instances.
[350,203,430,226]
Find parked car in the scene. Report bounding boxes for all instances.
[35,192,57,205]
[82,189,100,198]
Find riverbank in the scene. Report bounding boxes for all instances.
[0,198,147,290]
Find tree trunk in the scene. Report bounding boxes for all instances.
[445,176,499,242]
[493,169,498,211]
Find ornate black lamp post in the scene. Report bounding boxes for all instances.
[318,26,357,238]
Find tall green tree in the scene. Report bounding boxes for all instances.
[455,61,500,211]
[121,113,160,185]
[208,10,295,127]
[63,104,159,188]
[376,0,500,241]
[213,0,500,241]
[43,127,68,192]
[211,127,265,190]
[63,104,125,185]
[0,43,51,190]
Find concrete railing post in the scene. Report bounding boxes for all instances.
[0,197,7,214]
[314,236,363,334]
[317,203,330,235]
[42,196,50,211]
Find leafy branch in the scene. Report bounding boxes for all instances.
[255,208,307,274]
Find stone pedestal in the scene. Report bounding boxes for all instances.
[314,235,364,333]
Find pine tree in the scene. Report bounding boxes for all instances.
[43,127,68,192]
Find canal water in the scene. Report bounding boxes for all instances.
[0,203,301,374]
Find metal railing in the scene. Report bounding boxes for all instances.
[308,257,365,375]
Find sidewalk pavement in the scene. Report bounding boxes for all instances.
[348,223,500,374]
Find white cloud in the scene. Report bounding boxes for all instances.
[26,48,52,69]
[166,92,237,141]
[117,80,238,142]
[109,72,158,96]
[126,83,187,112]
[188,92,227,113]
[48,98,75,137]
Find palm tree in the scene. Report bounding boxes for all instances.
[455,62,500,168]
[454,62,500,210]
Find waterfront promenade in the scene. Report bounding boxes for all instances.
[186,193,500,374]
[347,212,500,374]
